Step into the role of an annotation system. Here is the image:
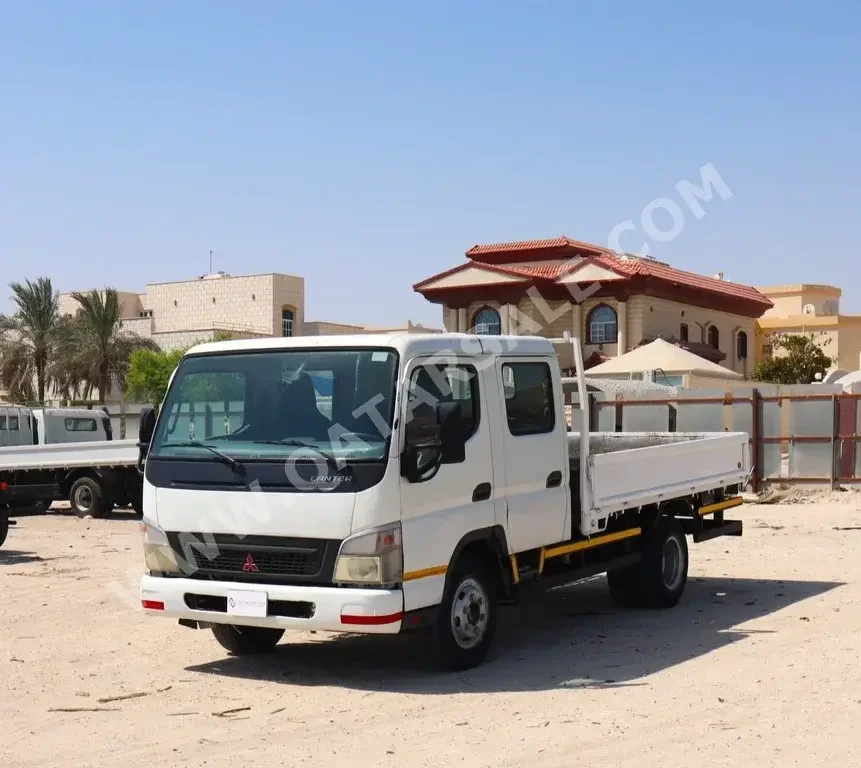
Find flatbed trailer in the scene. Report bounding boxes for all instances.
[0,439,141,518]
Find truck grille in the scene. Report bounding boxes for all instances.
[189,547,321,577]
[167,533,340,585]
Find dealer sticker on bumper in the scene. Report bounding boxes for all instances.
[226,589,268,618]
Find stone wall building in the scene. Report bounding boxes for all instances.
[414,236,773,377]
[60,272,440,351]
[59,272,305,351]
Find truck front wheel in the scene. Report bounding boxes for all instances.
[432,553,498,671]
[69,477,105,518]
[129,487,143,516]
[211,624,284,655]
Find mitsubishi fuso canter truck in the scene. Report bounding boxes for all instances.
[138,332,749,670]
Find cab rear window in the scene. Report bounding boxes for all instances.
[65,418,98,432]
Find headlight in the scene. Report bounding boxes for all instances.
[334,524,402,586]
[141,520,180,574]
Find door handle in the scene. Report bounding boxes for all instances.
[472,482,492,502]
[546,471,562,488]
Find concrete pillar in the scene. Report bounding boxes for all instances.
[499,304,511,336]
[571,302,582,343]
[730,329,738,372]
[507,304,520,336]
[457,308,467,333]
[445,307,457,333]
[617,301,628,354]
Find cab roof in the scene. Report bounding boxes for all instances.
[185,332,555,360]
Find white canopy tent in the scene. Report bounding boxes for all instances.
[583,338,744,388]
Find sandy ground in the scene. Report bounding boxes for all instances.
[3,498,861,768]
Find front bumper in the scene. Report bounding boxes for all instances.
[140,575,404,634]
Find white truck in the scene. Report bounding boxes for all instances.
[138,333,750,669]
[0,405,114,447]
[0,406,141,528]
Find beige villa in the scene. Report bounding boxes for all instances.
[755,284,861,373]
[414,236,773,376]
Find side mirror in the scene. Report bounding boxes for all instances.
[139,406,156,445]
[401,441,441,482]
[137,406,156,475]
[437,401,467,464]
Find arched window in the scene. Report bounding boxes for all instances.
[472,307,501,335]
[587,305,617,344]
[736,330,748,360]
[281,307,294,337]
[708,325,720,350]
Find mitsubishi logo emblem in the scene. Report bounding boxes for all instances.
[242,554,259,573]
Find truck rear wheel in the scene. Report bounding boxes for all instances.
[69,477,105,518]
[432,553,498,671]
[0,509,8,548]
[211,624,284,655]
[607,517,688,609]
[641,517,688,608]
[607,566,645,607]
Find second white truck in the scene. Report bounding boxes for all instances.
[139,332,750,669]
[0,406,141,520]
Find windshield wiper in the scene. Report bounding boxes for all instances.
[252,438,338,462]
[167,441,245,474]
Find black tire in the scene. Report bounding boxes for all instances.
[129,489,143,516]
[0,510,8,548]
[607,517,689,609]
[640,517,689,608]
[69,477,105,518]
[607,566,645,608]
[432,553,498,671]
[211,624,284,655]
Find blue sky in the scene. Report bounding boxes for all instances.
[2,1,859,325]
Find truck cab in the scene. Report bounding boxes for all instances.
[0,406,112,447]
[139,333,749,669]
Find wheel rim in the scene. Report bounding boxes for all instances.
[450,577,488,650]
[74,486,93,511]
[661,536,684,591]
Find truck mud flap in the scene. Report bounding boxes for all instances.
[685,518,743,543]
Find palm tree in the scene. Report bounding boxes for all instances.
[49,316,94,402]
[0,277,61,403]
[64,288,157,404]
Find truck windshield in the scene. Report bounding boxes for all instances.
[150,348,399,463]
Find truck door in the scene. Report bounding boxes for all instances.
[495,357,569,552]
[399,358,497,611]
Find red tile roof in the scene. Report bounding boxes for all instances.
[596,254,770,307]
[466,236,606,258]
[411,261,531,290]
[487,260,584,280]
[416,235,772,312]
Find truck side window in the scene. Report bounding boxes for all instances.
[405,364,479,445]
[501,362,555,436]
[64,418,97,432]
[6,416,19,431]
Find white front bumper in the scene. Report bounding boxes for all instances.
[140,575,404,634]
